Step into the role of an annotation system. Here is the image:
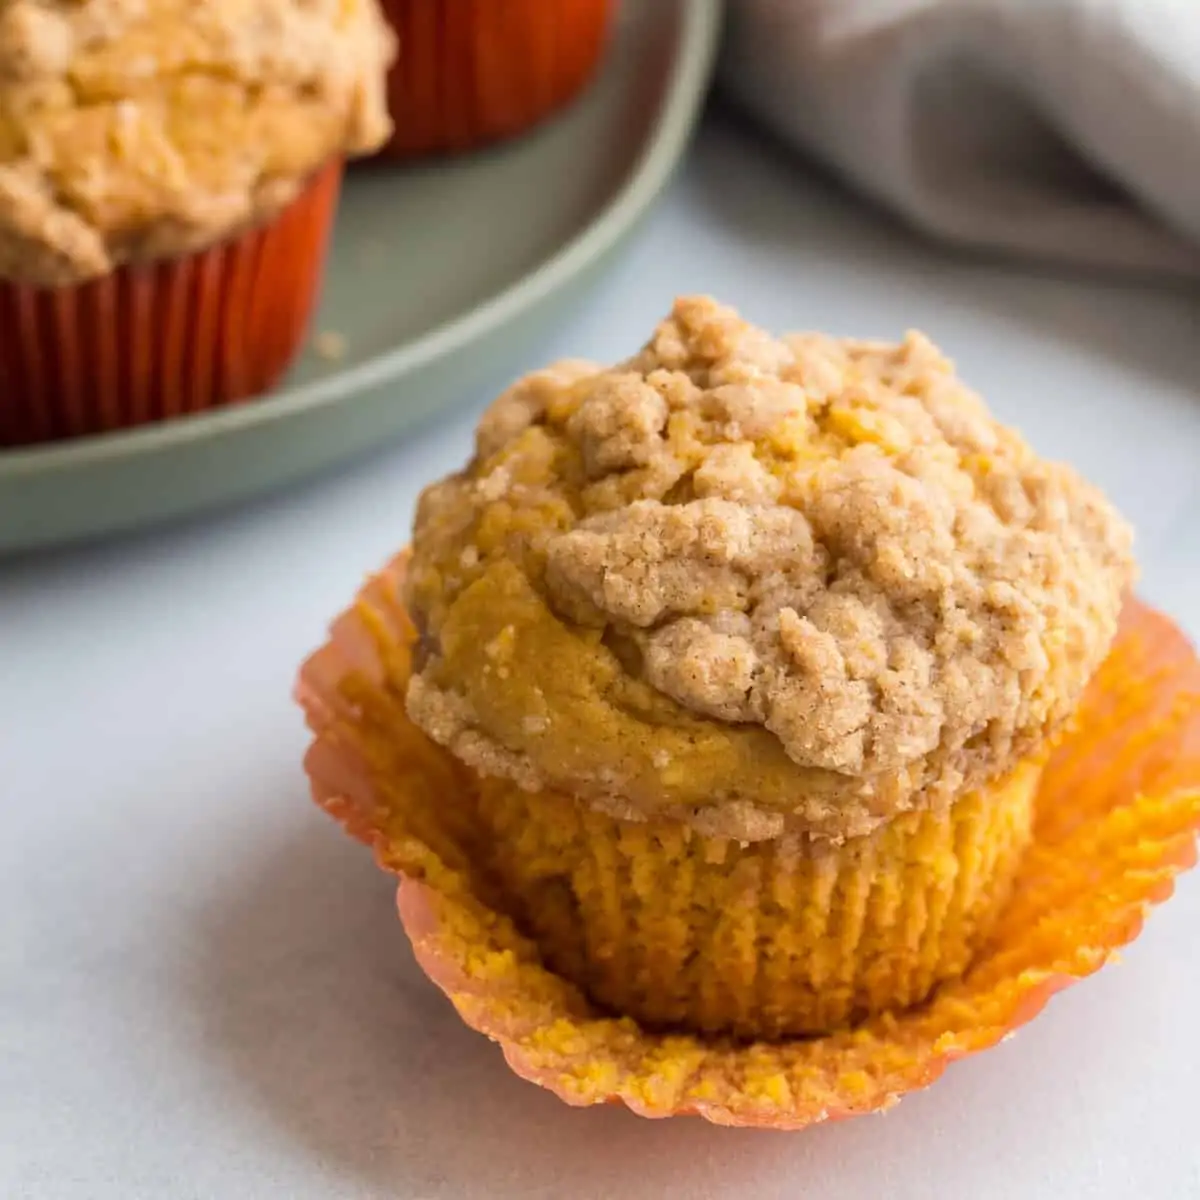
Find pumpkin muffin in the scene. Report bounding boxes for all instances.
[390,296,1135,1039]
[0,0,394,445]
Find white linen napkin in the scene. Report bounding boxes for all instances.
[721,0,1200,278]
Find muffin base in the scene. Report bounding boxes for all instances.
[299,559,1200,1127]
[471,761,1037,1040]
[0,162,342,447]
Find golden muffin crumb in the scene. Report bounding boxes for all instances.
[405,296,1135,841]
[313,329,347,362]
[0,0,395,285]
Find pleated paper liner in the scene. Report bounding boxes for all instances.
[298,558,1200,1128]
[377,0,612,159]
[445,753,1041,1040]
[0,162,342,447]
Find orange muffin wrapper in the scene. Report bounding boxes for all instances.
[376,0,612,159]
[0,163,342,447]
[298,558,1200,1128]
[422,747,1041,1041]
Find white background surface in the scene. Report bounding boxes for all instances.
[4,116,1200,1199]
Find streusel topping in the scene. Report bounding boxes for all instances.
[0,0,394,284]
[404,297,1134,841]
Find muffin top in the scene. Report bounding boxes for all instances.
[0,0,394,286]
[405,297,1135,842]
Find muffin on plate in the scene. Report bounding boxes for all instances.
[0,0,395,446]
[376,0,612,159]
[352,296,1133,1040]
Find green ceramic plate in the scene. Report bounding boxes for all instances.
[0,0,721,553]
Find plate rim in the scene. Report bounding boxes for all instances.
[0,0,723,480]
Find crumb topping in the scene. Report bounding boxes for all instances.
[0,0,394,285]
[404,296,1135,840]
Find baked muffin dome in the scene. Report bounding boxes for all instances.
[405,296,1134,841]
[0,0,394,285]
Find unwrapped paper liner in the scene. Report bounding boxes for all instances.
[298,556,1200,1129]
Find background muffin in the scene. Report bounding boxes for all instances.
[399,296,1135,1036]
[377,0,611,159]
[0,0,394,445]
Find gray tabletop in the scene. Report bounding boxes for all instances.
[4,115,1199,1199]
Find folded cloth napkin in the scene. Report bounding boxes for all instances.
[721,0,1200,278]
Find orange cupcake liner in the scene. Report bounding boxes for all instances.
[426,747,1042,1041]
[0,162,342,447]
[297,557,1200,1128]
[377,0,612,159]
